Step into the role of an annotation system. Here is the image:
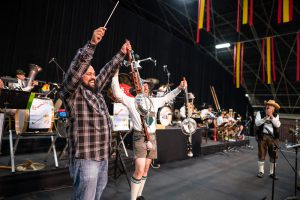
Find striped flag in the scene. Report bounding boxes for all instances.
[278,0,293,23]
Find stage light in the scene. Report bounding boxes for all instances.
[215,43,231,49]
[245,94,249,97]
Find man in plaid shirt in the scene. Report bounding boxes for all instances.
[62,26,131,200]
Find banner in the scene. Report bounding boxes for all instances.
[242,0,248,24]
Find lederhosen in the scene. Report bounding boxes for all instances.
[256,111,279,163]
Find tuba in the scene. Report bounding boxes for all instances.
[26,64,42,87]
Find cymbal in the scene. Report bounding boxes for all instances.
[144,78,159,85]
[158,83,174,92]
[0,76,18,83]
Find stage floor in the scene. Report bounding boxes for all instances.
[3,137,299,200]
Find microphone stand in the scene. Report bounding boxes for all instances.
[264,142,296,200]
[51,59,66,83]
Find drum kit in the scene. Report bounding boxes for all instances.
[107,72,177,127]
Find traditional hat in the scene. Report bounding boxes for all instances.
[188,93,195,99]
[264,99,280,110]
[16,69,25,75]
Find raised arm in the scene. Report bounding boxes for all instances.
[155,79,186,108]
[95,40,131,91]
[62,27,106,98]
[111,69,131,105]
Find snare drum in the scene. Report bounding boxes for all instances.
[15,98,54,134]
[157,106,173,126]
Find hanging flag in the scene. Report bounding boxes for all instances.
[262,39,265,82]
[196,0,211,43]
[278,0,282,24]
[266,37,272,84]
[206,0,210,32]
[283,0,290,23]
[289,0,293,21]
[297,33,300,81]
[198,0,206,29]
[241,43,244,84]
[196,0,201,43]
[237,0,240,32]
[271,38,276,81]
[249,0,253,26]
[236,42,241,88]
[242,0,248,24]
[233,44,237,84]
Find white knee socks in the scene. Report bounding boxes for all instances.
[131,176,141,200]
[269,163,276,175]
[258,161,264,173]
[137,176,147,197]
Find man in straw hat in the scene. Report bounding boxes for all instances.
[255,99,281,179]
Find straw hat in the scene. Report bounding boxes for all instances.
[264,100,280,110]
[188,93,195,99]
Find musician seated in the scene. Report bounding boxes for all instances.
[217,110,227,127]
[9,69,37,92]
[221,112,244,141]
[179,92,196,118]
[200,104,216,121]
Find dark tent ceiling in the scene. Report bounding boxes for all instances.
[119,0,300,114]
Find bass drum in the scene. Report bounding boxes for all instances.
[15,98,54,134]
[157,106,173,126]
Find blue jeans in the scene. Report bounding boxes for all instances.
[69,159,108,200]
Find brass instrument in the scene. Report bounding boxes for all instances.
[27,64,42,87]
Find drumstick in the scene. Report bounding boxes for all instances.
[104,1,120,28]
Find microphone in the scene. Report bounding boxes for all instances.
[134,54,140,61]
[163,65,167,71]
[49,57,56,64]
[149,57,156,66]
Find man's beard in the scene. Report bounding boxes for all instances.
[82,80,97,93]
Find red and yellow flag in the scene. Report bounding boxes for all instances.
[196,0,211,43]
[233,42,244,88]
[278,0,293,23]
[238,0,254,30]
[261,37,276,84]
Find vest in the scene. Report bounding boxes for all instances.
[256,111,279,139]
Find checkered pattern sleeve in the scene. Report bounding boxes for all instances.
[62,42,96,98]
[96,51,126,91]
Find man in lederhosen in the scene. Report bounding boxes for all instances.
[255,100,281,179]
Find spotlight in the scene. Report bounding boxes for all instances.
[215,43,231,49]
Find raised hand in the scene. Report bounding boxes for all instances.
[90,27,106,45]
[121,40,132,55]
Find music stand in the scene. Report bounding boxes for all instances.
[0,89,32,172]
[112,103,132,189]
[286,143,300,198]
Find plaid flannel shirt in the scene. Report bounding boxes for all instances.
[62,42,125,161]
